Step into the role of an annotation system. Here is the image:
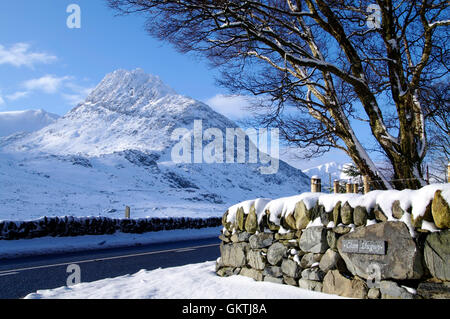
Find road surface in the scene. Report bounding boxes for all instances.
[0,236,220,299]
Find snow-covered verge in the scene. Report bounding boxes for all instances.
[24,261,345,299]
[0,227,221,259]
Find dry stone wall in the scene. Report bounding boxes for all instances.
[0,216,221,240]
[216,184,450,299]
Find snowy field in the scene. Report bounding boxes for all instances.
[24,261,345,299]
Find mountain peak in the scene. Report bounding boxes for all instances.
[85,68,177,106]
[3,69,237,156]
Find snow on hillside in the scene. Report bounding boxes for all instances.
[302,162,353,186]
[0,69,310,221]
[3,69,238,157]
[0,109,59,137]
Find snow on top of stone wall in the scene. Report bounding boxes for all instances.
[225,183,450,237]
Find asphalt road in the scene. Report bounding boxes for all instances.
[0,236,221,299]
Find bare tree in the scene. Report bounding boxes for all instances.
[421,81,449,182]
[108,0,449,189]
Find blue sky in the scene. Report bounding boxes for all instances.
[0,0,352,169]
[0,0,225,114]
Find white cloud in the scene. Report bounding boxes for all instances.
[0,95,4,106]
[6,91,29,101]
[23,75,71,94]
[17,75,93,106]
[0,43,57,68]
[205,94,255,119]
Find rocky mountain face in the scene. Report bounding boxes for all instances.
[0,69,310,221]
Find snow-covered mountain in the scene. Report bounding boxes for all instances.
[0,109,59,137]
[0,69,310,221]
[302,162,354,187]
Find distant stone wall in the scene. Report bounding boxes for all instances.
[0,216,221,240]
[216,186,450,299]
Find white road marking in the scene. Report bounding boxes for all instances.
[0,243,219,275]
[174,248,196,253]
[0,272,19,277]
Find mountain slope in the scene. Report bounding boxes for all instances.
[0,109,59,137]
[0,69,310,221]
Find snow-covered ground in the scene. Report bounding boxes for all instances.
[0,227,221,259]
[24,261,345,299]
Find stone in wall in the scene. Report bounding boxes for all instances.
[235,207,246,231]
[322,269,368,299]
[249,232,274,249]
[340,202,353,225]
[392,200,407,219]
[222,211,233,232]
[300,252,323,268]
[239,267,263,281]
[373,204,388,222]
[327,230,339,251]
[301,268,325,281]
[367,288,381,299]
[220,242,248,268]
[353,206,368,227]
[298,278,323,292]
[263,266,283,278]
[216,267,235,277]
[431,190,450,229]
[283,275,298,287]
[332,201,341,225]
[281,258,301,279]
[281,214,297,231]
[266,242,287,266]
[317,204,332,225]
[319,249,346,273]
[424,230,450,281]
[333,225,351,235]
[247,249,266,270]
[230,231,251,243]
[337,221,424,280]
[417,282,450,299]
[380,280,416,299]
[244,204,259,233]
[299,226,328,253]
[263,213,280,232]
[293,201,312,230]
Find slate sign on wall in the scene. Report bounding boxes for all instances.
[342,239,386,255]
